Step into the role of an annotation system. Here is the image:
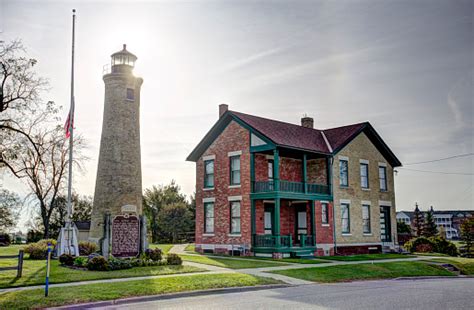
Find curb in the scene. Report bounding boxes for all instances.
[394,275,474,281]
[48,284,291,309]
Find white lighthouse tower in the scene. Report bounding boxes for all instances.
[90,45,144,249]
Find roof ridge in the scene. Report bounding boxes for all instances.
[230,110,322,132]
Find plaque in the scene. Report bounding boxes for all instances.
[112,215,140,257]
[121,204,137,213]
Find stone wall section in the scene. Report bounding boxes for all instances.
[332,132,397,245]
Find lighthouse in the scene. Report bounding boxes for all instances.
[89,45,145,255]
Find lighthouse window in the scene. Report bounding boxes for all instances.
[126,88,135,100]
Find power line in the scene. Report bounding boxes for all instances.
[397,167,474,176]
[404,153,474,165]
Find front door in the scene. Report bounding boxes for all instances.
[380,206,392,242]
[295,204,307,245]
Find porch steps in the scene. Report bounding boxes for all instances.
[291,249,314,258]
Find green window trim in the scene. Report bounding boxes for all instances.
[229,155,241,185]
[230,201,241,234]
[204,160,214,188]
[362,204,371,233]
[341,203,350,233]
[204,202,214,233]
[360,163,369,189]
[339,160,349,187]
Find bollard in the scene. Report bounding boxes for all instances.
[45,243,52,297]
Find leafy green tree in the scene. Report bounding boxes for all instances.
[157,202,193,243]
[460,218,474,254]
[48,194,93,238]
[143,181,187,243]
[0,189,20,232]
[413,203,424,237]
[423,206,438,237]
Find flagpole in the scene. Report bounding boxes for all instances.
[66,9,76,254]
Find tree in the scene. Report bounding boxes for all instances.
[143,181,187,243]
[7,126,86,238]
[48,194,93,238]
[0,189,20,232]
[397,221,412,234]
[413,203,424,237]
[423,206,438,237]
[460,218,474,254]
[157,202,193,243]
[0,39,52,177]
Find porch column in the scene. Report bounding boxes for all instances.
[250,152,255,192]
[274,198,281,247]
[251,199,256,237]
[273,149,280,191]
[303,154,307,193]
[327,157,333,195]
[310,200,316,246]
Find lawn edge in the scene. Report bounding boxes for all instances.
[48,284,290,309]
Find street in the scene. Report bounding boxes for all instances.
[95,278,474,310]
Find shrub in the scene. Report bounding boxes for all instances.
[73,256,88,267]
[108,257,133,271]
[166,253,182,265]
[430,236,458,256]
[415,243,433,253]
[59,254,74,266]
[145,248,162,261]
[24,239,57,259]
[404,237,434,253]
[79,241,98,256]
[87,255,108,271]
[0,233,11,246]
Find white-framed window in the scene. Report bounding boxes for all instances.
[341,203,350,233]
[360,163,369,188]
[362,204,371,233]
[321,203,329,224]
[268,160,274,180]
[204,202,214,233]
[339,160,349,186]
[230,155,241,185]
[230,201,241,234]
[379,166,387,191]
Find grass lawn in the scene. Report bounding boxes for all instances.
[413,252,451,257]
[208,255,328,264]
[149,244,174,254]
[180,254,290,269]
[0,273,280,309]
[270,261,454,283]
[184,244,196,252]
[424,257,474,275]
[318,253,414,261]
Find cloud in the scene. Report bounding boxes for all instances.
[218,46,286,73]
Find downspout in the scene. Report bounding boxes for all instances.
[329,156,337,255]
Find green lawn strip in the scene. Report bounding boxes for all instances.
[180,254,289,269]
[423,257,474,275]
[0,245,25,256]
[0,259,202,289]
[149,244,174,254]
[207,255,328,264]
[317,253,414,261]
[0,273,280,309]
[270,261,454,283]
[184,244,196,252]
[413,252,451,257]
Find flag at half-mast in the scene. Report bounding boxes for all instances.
[64,97,75,138]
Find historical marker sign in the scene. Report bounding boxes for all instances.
[112,215,140,257]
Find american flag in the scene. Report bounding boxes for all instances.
[64,97,75,138]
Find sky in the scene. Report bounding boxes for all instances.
[1,0,473,231]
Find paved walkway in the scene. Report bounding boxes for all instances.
[0,245,447,294]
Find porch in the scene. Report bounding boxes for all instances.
[251,199,317,258]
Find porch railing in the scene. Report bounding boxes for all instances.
[297,234,315,247]
[253,180,329,195]
[253,234,292,248]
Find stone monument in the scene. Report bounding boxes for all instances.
[89,44,147,256]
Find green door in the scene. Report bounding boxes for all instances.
[380,206,392,242]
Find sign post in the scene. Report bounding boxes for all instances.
[45,243,52,297]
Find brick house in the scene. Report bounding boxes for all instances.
[186,105,402,257]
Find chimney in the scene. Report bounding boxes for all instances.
[219,104,229,118]
[301,116,314,129]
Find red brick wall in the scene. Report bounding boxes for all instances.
[195,121,251,247]
[280,158,302,182]
[308,159,328,184]
[254,154,268,182]
[315,201,334,244]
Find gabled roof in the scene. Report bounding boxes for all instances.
[186,110,402,167]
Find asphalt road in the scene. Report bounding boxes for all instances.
[96,278,474,310]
